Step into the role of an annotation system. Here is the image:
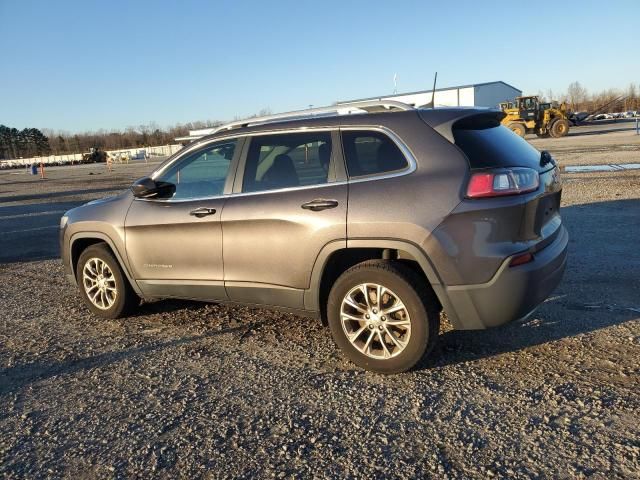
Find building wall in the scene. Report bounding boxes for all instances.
[371,86,475,108]
[473,83,521,108]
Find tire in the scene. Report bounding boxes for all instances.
[507,122,526,138]
[550,119,570,138]
[327,260,440,373]
[76,243,139,319]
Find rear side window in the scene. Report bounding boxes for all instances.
[242,132,332,193]
[453,117,542,170]
[342,130,408,178]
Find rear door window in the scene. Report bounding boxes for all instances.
[242,132,332,193]
[341,130,408,178]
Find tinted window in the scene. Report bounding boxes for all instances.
[157,140,236,199]
[242,132,332,193]
[453,119,542,170]
[342,130,408,178]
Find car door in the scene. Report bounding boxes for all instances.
[125,137,243,300]
[221,130,347,309]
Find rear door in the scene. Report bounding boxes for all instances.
[221,130,347,309]
[125,138,242,299]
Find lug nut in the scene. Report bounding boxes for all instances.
[368,324,374,330]
[378,325,383,331]
[365,314,370,319]
[372,308,377,314]
[381,316,386,321]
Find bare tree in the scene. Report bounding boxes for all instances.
[567,81,588,111]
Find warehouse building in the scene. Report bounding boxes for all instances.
[339,81,522,109]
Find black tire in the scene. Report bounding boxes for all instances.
[76,243,139,319]
[327,260,440,373]
[550,118,570,138]
[507,122,526,138]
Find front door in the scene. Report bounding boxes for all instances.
[221,130,347,309]
[125,138,241,299]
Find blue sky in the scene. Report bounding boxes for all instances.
[2,0,639,132]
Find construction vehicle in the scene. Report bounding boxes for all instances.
[499,96,570,138]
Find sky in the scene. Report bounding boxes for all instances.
[1,0,639,132]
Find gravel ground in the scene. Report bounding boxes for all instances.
[1,137,639,478]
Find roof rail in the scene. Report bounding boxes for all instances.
[208,100,414,135]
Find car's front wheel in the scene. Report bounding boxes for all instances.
[76,243,139,319]
[327,260,440,373]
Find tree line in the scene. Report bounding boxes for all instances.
[0,120,224,160]
[539,82,640,113]
[0,126,52,160]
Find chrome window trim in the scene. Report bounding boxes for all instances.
[140,125,417,203]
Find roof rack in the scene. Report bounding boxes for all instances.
[207,100,414,136]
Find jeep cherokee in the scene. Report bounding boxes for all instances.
[60,101,568,373]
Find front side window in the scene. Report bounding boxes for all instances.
[242,132,332,193]
[156,139,237,199]
[341,130,408,178]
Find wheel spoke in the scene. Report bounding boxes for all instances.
[362,329,376,354]
[382,302,405,315]
[383,325,407,349]
[347,324,368,343]
[385,318,411,327]
[341,312,367,323]
[378,331,391,358]
[359,285,371,309]
[344,297,367,313]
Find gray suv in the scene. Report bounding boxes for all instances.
[60,101,568,373]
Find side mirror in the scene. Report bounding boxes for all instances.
[131,177,175,199]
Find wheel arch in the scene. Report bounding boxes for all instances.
[69,232,142,296]
[306,239,458,326]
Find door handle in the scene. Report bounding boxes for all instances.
[189,207,217,218]
[301,199,339,211]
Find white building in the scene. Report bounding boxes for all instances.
[339,81,522,109]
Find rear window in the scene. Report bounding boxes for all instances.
[453,118,542,171]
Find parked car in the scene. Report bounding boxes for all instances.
[60,101,568,373]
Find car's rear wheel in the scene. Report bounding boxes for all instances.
[76,243,139,319]
[327,260,440,373]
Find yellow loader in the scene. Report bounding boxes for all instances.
[499,96,570,138]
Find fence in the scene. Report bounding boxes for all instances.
[0,144,184,169]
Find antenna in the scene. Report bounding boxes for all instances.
[393,73,398,94]
[423,72,438,108]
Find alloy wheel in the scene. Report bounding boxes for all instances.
[340,283,411,359]
[82,257,118,310]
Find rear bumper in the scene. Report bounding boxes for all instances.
[444,225,568,329]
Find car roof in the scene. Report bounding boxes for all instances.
[195,107,497,144]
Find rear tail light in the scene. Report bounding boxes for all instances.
[466,167,539,198]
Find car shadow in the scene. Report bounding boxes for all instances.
[0,186,123,204]
[0,324,251,396]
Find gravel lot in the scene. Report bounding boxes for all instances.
[1,126,639,478]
